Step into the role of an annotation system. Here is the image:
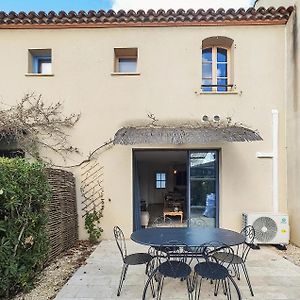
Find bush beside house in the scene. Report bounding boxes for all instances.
[0,158,51,298]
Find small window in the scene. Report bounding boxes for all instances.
[156,172,166,189]
[28,49,52,74]
[114,48,138,73]
[201,37,234,92]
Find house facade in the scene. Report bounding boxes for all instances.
[0,7,294,240]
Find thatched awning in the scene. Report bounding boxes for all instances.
[114,124,263,145]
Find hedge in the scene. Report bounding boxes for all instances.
[0,158,51,298]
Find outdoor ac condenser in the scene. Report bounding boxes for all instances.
[242,213,289,245]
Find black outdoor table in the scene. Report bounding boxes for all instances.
[131,227,245,300]
[131,227,245,247]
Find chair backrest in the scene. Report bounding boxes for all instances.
[113,226,127,262]
[203,241,235,271]
[156,241,190,278]
[240,225,255,261]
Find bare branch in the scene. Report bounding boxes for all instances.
[147,112,159,126]
[0,94,80,162]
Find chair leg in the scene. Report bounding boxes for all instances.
[149,275,156,298]
[191,272,198,300]
[117,263,128,296]
[235,264,241,280]
[222,279,230,300]
[241,262,254,296]
[146,261,156,298]
[196,277,202,300]
[156,275,165,300]
[226,278,232,300]
[232,264,238,280]
[186,278,193,300]
[214,279,220,296]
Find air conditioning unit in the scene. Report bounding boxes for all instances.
[242,213,289,245]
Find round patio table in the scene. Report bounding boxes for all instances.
[131,227,245,247]
[132,227,244,300]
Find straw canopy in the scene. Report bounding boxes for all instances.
[114,124,263,145]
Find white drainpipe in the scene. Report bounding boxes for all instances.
[272,110,279,213]
[256,109,279,213]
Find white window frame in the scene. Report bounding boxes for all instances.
[202,46,231,92]
[155,172,166,189]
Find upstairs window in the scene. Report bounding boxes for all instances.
[156,172,166,189]
[28,49,52,75]
[201,37,234,92]
[114,48,138,73]
[202,47,228,92]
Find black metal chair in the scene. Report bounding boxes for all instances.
[213,225,255,296]
[113,226,153,296]
[193,241,238,300]
[153,242,193,300]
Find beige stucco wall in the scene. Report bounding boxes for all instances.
[257,0,300,246]
[0,24,287,239]
[257,0,295,7]
[285,8,300,247]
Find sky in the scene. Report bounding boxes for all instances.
[0,0,255,13]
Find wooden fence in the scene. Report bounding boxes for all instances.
[46,168,78,262]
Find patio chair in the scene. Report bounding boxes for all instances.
[213,225,255,296]
[113,226,153,296]
[153,242,193,300]
[192,241,238,300]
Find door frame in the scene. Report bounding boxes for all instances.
[187,149,220,228]
[132,148,220,229]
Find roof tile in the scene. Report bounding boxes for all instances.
[0,6,294,28]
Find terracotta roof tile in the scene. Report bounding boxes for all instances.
[0,6,294,28]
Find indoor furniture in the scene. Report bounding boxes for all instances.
[163,208,183,223]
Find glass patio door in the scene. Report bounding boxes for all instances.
[188,150,219,228]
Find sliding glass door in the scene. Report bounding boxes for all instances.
[188,150,219,228]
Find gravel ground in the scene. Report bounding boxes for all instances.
[273,243,300,267]
[12,241,97,300]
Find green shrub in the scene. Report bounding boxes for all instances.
[0,158,51,298]
[84,210,103,244]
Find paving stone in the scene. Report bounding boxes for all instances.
[55,241,300,300]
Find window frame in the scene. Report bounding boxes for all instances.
[201,45,232,93]
[113,47,139,74]
[27,48,53,76]
[155,172,167,189]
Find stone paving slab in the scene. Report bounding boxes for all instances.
[55,240,300,300]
